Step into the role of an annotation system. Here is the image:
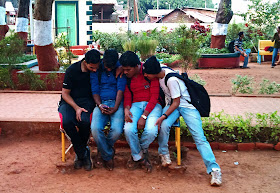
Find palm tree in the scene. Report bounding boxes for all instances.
[34,0,58,71]
[210,0,233,48]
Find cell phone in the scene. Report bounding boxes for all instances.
[103,105,109,109]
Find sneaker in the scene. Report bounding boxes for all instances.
[74,155,83,169]
[210,168,222,186]
[159,154,172,167]
[271,66,275,68]
[83,147,93,171]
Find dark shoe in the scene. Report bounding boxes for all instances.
[242,66,250,69]
[126,157,140,170]
[104,159,114,171]
[139,151,152,173]
[271,66,275,68]
[74,155,83,169]
[94,151,104,169]
[83,147,92,171]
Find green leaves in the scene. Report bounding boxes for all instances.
[180,111,280,143]
[231,75,254,94]
[258,79,280,94]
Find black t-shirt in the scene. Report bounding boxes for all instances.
[60,60,93,104]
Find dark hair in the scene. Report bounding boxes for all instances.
[119,51,140,67]
[85,49,100,64]
[143,56,161,74]
[238,31,244,37]
[103,49,119,69]
[278,26,280,30]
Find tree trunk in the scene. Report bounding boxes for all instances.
[16,0,30,45]
[34,0,58,71]
[210,0,233,48]
[0,0,9,40]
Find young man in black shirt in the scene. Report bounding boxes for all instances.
[58,49,100,171]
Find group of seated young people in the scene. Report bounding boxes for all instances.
[58,49,222,186]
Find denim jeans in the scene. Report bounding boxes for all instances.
[237,48,251,67]
[58,98,94,160]
[158,105,220,174]
[124,102,162,161]
[272,48,279,67]
[91,100,124,161]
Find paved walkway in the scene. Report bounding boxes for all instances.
[0,92,280,122]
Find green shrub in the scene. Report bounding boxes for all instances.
[258,79,280,94]
[231,75,254,94]
[122,40,136,52]
[189,74,206,86]
[199,48,230,54]
[180,111,280,143]
[18,69,46,90]
[0,32,25,64]
[136,34,158,61]
[0,66,15,89]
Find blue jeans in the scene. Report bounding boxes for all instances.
[158,106,220,174]
[237,49,251,67]
[91,100,124,161]
[124,102,162,161]
[272,48,279,67]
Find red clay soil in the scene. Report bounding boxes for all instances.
[178,61,280,95]
[1,61,280,193]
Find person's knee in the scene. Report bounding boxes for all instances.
[160,121,171,134]
[62,118,75,130]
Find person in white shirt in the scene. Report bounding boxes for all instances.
[142,56,222,186]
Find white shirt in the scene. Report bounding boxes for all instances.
[159,67,195,109]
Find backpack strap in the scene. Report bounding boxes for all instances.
[165,72,192,104]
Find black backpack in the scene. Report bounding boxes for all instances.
[164,72,210,117]
[228,40,235,53]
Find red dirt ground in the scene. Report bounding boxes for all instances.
[1,61,280,193]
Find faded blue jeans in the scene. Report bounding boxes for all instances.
[272,48,279,67]
[91,100,124,161]
[236,48,251,68]
[158,105,220,174]
[124,102,162,161]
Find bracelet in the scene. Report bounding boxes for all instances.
[163,113,168,119]
[99,104,102,108]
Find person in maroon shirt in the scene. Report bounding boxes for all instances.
[119,51,162,172]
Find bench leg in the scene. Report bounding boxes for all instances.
[257,53,261,64]
[175,126,181,166]
[61,132,66,162]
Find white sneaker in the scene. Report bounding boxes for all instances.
[159,154,172,167]
[210,168,222,186]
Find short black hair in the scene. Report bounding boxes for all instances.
[103,49,119,69]
[143,56,161,74]
[119,51,140,67]
[278,26,280,30]
[238,31,244,37]
[85,49,100,64]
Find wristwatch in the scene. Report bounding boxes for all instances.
[141,115,147,120]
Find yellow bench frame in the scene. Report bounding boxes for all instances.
[61,119,182,166]
[257,40,278,64]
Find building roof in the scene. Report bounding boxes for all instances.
[156,8,215,23]
[147,9,173,17]
[92,0,117,5]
